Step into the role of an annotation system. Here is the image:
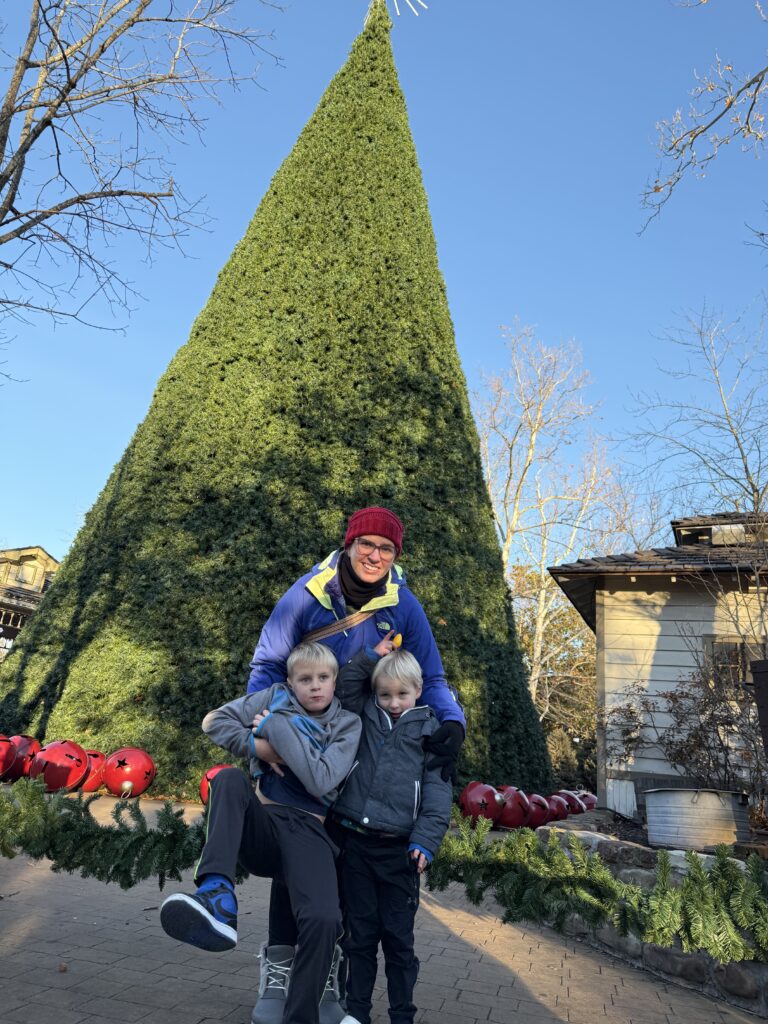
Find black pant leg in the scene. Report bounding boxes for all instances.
[342,833,383,1024]
[268,879,297,945]
[378,847,420,1024]
[269,807,342,1024]
[194,768,280,884]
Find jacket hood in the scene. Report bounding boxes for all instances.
[268,682,343,726]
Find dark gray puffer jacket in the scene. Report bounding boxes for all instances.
[333,694,453,859]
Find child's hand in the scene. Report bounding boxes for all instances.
[373,630,401,657]
[252,710,270,729]
[410,849,428,874]
[253,737,285,777]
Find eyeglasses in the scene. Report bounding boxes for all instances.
[355,538,396,560]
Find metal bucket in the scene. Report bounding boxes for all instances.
[645,789,750,850]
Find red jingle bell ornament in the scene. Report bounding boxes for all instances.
[0,736,17,779]
[459,783,504,823]
[546,794,570,821]
[525,793,552,828]
[103,747,156,798]
[576,791,597,811]
[497,787,531,829]
[28,739,89,792]
[457,781,484,817]
[200,764,236,804]
[5,735,41,781]
[555,790,587,814]
[80,750,107,793]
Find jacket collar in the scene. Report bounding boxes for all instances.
[272,682,342,725]
[368,698,432,730]
[305,550,404,612]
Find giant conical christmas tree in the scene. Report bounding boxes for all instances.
[0,2,549,796]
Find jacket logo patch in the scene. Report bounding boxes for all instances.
[377,621,391,632]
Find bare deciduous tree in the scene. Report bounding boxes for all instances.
[643,1,768,230]
[632,307,768,515]
[0,0,279,330]
[474,326,662,737]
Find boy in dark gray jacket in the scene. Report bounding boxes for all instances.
[333,649,453,1024]
[159,642,361,1024]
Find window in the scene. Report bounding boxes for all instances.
[704,635,768,684]
[15,562,36,585]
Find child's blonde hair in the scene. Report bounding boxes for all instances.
[371,649,422,693]
[286,641,339,678]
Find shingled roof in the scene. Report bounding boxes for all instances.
[547,513,767,632]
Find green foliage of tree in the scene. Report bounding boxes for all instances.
[0,1,549,796]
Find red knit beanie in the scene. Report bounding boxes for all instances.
[344,507,404,555]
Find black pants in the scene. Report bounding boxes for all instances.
[195,768,341,1024]
[341,830,420,1024]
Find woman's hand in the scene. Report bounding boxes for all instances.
[422,720,465,783]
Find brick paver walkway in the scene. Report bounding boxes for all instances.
[1,849,757,1024]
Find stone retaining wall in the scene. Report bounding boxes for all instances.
[538,825,768,1017]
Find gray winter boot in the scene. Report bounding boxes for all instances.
[251,943,294,1024]
[319,944,346,1024]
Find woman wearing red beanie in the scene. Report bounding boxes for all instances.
[247,505,464,745]
[246,505,465,1024]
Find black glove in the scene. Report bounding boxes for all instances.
[422,721,465,783]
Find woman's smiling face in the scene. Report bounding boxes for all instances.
[347,534,395,584]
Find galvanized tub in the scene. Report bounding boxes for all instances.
[645,789,750,850]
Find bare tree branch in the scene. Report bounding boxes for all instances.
[473,324,664,740]
[642,6,768,234]
[0,0,282,328]
[631,307,768,515]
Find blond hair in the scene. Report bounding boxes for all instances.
[286,641,339,678]
[371,649,422,693]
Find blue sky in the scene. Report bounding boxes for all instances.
[3,0,767,560]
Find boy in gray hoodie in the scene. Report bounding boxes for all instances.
[159,641,361,1024]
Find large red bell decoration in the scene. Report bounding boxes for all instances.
[199,764,236,805]
[103,747,156,797]
[80,750,107,793]
[459,783,504,823]
[526,793,552,828]
[497,787,530,829]
[555,790,587,814]
[577,791,597,810]
[5,735,41,781]
[547,794,570,821]
[458,781,484,817]
[0,736,17,779]
[28,739,89,792]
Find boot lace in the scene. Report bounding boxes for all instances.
[260,953,292,993]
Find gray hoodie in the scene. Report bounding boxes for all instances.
[202,684,361,807]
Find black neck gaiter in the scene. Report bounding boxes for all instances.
[338,551,386,610]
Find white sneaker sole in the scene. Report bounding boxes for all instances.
[160,893,237,951]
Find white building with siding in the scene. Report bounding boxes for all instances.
[549,514,767,816]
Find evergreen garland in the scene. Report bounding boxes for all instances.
[6,784,766,969]
[0,0,548,797]
[429,810,768,965]
[0,779,206,890]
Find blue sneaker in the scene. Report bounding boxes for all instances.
[160,883,238,951]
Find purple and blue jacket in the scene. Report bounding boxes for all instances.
[246,550,465,729]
